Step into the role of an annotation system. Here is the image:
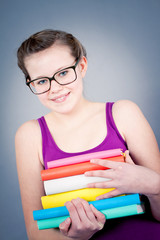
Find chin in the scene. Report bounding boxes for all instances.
[43,100,77,115]
[39,90,83,115]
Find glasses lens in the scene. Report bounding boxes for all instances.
[29,78,50,94]
[55,68,76,85]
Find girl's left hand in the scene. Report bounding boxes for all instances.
[85,150,160,200]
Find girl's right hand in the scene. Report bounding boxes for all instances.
[59,198,106,240]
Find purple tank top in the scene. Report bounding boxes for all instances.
[38,102,127,169]
[37,102,159,240]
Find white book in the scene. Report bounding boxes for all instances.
[44,174,110,195]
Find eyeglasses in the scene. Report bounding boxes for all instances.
[26,59,79,95]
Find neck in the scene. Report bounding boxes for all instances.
[49,97,94,126]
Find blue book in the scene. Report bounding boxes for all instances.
[37,203,144,229]
[33,193,141,220]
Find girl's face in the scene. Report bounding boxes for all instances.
[24,44,87,114]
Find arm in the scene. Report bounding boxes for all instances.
[115,100,160,221]
[15,120,105,240]
[86,100,160,221]
[112,100,160,173]
[15,120,72,240]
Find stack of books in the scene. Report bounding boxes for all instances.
[33,149,145,230]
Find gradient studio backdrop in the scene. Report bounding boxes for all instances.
[0,0,160,239]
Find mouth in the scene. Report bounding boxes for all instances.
[51,92,70,103]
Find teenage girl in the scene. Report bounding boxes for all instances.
[15,30,160,240]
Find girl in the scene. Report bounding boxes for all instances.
[15,30,160,240]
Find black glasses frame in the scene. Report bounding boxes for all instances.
[26,58,79,95]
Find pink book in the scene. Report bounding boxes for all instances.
[47,148,123,169]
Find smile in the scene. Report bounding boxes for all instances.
[51,92,70,103]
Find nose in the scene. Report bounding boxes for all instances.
[50,79,63,93]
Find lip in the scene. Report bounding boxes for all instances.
[51,92,70,103]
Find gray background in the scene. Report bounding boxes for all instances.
[0,0,160,239]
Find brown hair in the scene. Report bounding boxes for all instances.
[17,29,87,79]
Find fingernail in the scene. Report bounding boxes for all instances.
[96,196,101,200]
[87,184,92,188]
[65,218,70,224]
[98,222,104,230]
[118,165,123,169]
[65,201,71,206]
[90,204,94,208]
[59,222,64,228]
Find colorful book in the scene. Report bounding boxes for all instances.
[36,204,145,229]
[33,148,145,231]
[33,194,141,220]
[42,155,124,181]
[41,188,115,209]
[44,174,110,195]
[47,148,123,169]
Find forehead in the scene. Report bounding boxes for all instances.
[24,44,74,78]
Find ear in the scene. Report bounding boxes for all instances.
[79,56,88,78]
[26,77,34,87]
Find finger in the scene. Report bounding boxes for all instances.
[124,150,135,165]
[59,217,71,235]
[90,159,123,169]
[96,189,121,200]
[90,204,106,228]
[85,169,115,178]
[87,180,115,189]
[79,198,98,222]
[71,198,89,222]
[65,201,81,225]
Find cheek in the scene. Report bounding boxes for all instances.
[72,75,83,93]
[37,93,48,105]
[71,82,83,101]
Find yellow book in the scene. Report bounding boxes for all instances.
[41,188,114,209]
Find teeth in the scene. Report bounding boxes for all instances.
[57,96,65,101]
[60,96,65,100]
[54,95,67,102]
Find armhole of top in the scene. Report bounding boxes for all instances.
[37,116,53,143]
[37,117,47,168]
[106,102,127,146]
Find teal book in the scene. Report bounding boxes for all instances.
[37,203,145,230]
[33,194,141,220]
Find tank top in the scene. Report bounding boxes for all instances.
[38,102,127,169]
[37,102,158,240]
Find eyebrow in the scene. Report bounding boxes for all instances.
[32,62,74,80]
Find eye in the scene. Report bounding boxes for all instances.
[59,70,68,77]
[36,79,48,85]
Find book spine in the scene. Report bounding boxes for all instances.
[102,204,144,219]
[33,194,140,220]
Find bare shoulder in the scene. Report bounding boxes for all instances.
[15,119,43,166]
[112,100,160,170]
[112,99,148,133]
[110,100,139,141]
[112,99,142,118]
[15,119,40,141]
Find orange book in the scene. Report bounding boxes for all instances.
[41,155,124,181]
